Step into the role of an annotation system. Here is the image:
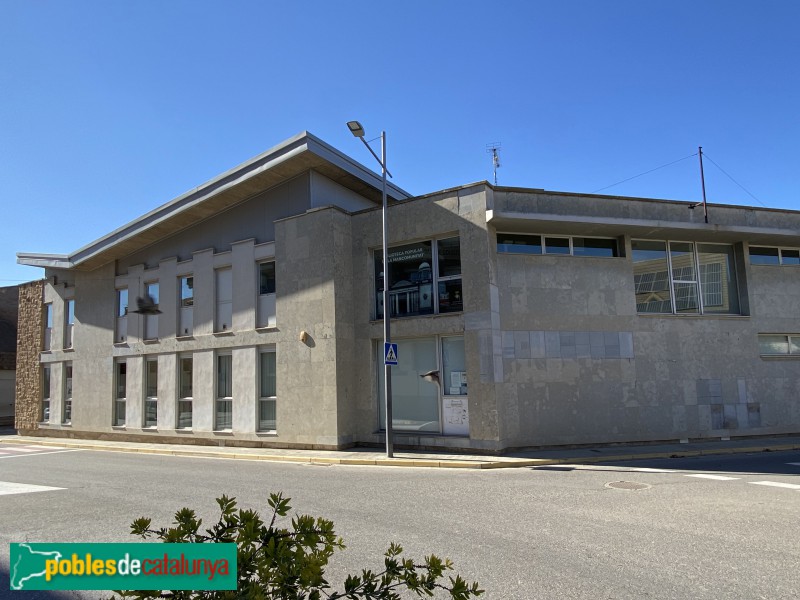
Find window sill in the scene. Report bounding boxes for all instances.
[255,326,278,332]
[175,428,193,433]
[114,341,129,347]
[61,422,72,427]
[112,425,127,430]
[759,354,800,360]
[213,430,234,435]
[370,312,463,324]
[176,335,194,341]
[256,431,278,436]
[142,426,158,431]
[213,331,235,337]
[143,338,160,344]
[62,347,75,353]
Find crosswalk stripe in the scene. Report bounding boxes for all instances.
[685,474,740,481]
[749,481,800,490]
[0,481,65,496]
[0,449,81,459]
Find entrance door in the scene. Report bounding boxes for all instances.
[378,338,440,433]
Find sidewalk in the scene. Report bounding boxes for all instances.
[2,430,800,469]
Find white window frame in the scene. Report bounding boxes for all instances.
[258,349,277,432]
[143,357,158,428]
[43,303,53,351]
[64,299,75,349]
[114,360,127,426]
[116,288,128,343]
[41,364,51,423]
[177,355,193,429]
[632,240,739,316]
[178,275,194,337]
[63,362,73,424]
[758,334,800,356]
[257,262,276,328]
[215,352,233,431]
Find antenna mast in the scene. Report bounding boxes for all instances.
[698,146,709,224]
[486,143,501,185]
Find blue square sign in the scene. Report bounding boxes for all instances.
[384,342,398,365]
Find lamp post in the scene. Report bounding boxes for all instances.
[346,120,393,458]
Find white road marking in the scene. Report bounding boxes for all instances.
[0,481,65,496]
[0,447,41,453]
[684,474,740,481]
[626,467,675,473]
[0,449,82,459]
[786,463,800,467]
[749,481,800,490]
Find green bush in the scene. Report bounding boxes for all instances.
[115,492,483,599]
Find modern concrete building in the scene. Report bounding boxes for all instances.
[15,132,800,452]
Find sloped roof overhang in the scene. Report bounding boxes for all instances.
[18,132,411,271]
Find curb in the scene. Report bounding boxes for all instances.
[1,437,798,469]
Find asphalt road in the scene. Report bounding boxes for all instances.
[1,445,799,599]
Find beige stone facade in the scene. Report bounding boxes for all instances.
[15,280,43,431]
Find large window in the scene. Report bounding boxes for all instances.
[144,282,159,340]
[178,276,193,336]
[144,358,158,428]
[116,288,128,343]
[215,268,233,332]
[216,354,233,430]
[374,237,462,319]
[497,234,619,257]
[64,299,74,349]
[63,362,72,424]
[259,350,277,431]
[257,262,276,328]
[177,356,193,429]
[632,241,740,315]
[42,365,51,422]
[43,303,53,350]
[114,361,127,426]
[749,246,800,266]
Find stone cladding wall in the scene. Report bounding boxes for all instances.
[15,280,43,430]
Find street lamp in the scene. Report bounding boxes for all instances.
[347,120,394,458]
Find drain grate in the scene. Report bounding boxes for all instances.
[605,481,651,491]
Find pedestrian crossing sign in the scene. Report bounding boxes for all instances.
[384,342,398,365]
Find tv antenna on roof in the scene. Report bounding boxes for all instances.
[486,143,501,186]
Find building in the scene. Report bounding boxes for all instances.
[15,132,800,452]
[0,285,18,425]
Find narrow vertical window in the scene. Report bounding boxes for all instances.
[144,358,158,428]
[258,350,277,431]
[215,268,232,332]
[114,361,127,426]
[669,242,700,314]
[257,262,276,328]
[437,237,463,314]
[42,364,51,422]
[178,276,194,336]
[64,299,75,349]
[43,303,53,350]
[116,288,128,342]
[144,282,159,340]
[215,354,233,430]
[177,356,193,429]
[63,362,73,424]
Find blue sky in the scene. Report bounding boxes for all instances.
[1,1,798,284]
